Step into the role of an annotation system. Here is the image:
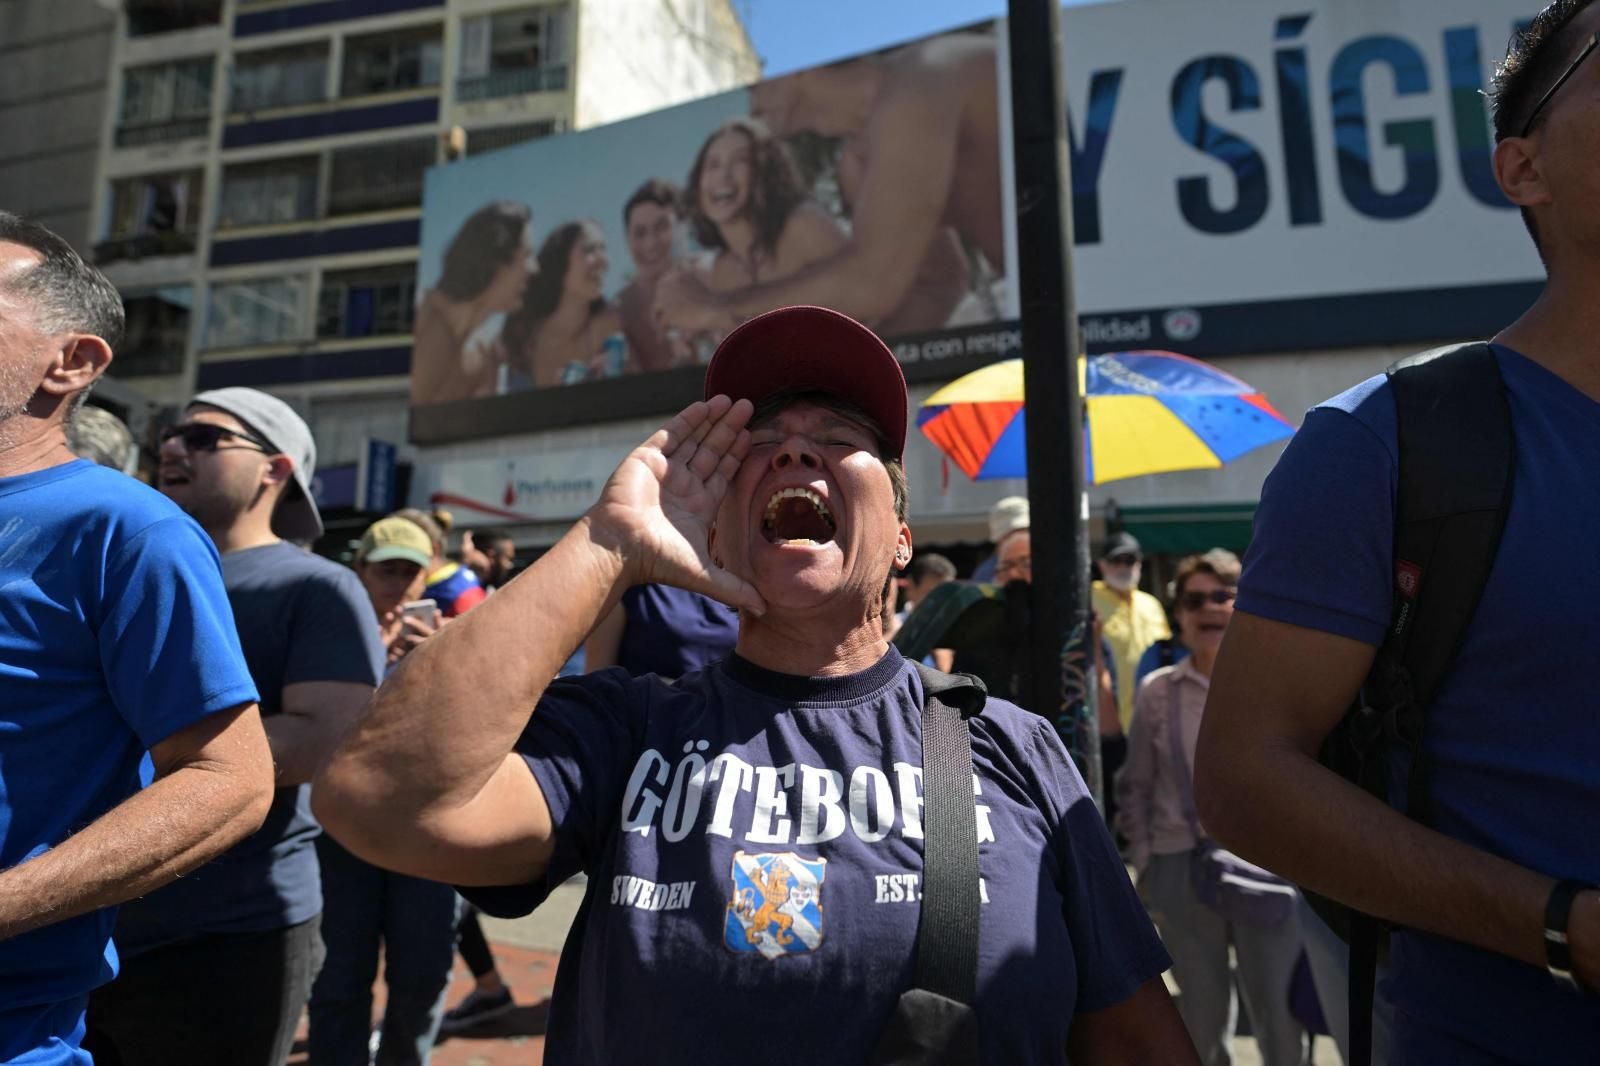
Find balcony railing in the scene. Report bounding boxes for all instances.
[455,64,568,103]
[125,0,222,36]
[114,117,210,148]
[114,343,189,377]
[94,230,199,264]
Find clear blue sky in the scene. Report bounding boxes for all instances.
[739,0,1105,78]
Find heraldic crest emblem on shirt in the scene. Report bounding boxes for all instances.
[724,850,826,959]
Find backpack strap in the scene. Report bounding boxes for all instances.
[910,661,987,1005]
[1376,341,1514,823]
[1343,342,1514,1066]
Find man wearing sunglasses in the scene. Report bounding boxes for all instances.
[1197,3,1600,1063]
[0,213,274,1064]
[88,388,385,1066]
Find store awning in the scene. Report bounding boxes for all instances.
[1117,502,1257,555]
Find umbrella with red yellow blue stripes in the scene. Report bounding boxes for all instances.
[916,351,1295,485]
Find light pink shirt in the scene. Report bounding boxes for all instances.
[1115,657,1209,873]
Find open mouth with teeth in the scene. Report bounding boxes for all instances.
[762,487,836,546]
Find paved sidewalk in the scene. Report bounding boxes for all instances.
[287,881,585,1066]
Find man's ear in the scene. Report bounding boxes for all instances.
[37,334,113,398]
[1493,136,1551,211]
[893,522,913,571]
[262,454,296,490]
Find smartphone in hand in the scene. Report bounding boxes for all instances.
[399,598,440,627]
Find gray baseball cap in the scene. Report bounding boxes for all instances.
[188,387,322,542]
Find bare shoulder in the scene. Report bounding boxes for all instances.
[891,33,997,87]
[780,202,846,242]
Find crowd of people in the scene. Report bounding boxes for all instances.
[3,4,1599,1064]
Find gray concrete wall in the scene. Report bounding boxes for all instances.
[0,0,115,251]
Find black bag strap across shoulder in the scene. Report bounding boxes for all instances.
[1310,341,1514,1066]
[909,661,987,1004]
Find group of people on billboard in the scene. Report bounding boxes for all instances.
[409,29,1008,408]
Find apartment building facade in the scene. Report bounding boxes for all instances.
[85,0,757,529]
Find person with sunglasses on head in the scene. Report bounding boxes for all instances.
[0,213,273,1066]
[1195,4,1600,1063]
[87,387,385,1066]
[1117,550,1309,1066]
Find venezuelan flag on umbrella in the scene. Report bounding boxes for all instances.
[916,351,1295,485]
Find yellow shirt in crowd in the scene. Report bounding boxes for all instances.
[1092,580,1171,733]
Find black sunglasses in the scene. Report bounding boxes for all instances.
[160,422,275,455]
[1104,553,1139,567]
[1521,30,1600,138]
[1179,587,1238,611]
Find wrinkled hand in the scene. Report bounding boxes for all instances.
[652,267,726,334]
[590,395,765,615]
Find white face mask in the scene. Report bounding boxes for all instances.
[1102,563,1140,592]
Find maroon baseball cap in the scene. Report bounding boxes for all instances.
[703,305,908,459]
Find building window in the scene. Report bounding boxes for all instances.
[318,264,417,339]
[98,170,203,262]
[218,155,319,229]
[457,5,570,102]
[125,0,221,37]
[119,288,193,376]
[341,25,443,98]
[231,43,329,113]
[463,120,556,156]
[116,58,214,147]
[327,138,434,216]
[205,276,309,349]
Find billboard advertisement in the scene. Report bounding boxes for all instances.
[411,0,1542,444]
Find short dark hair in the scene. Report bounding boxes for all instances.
[1489,0,1598,247]
[750,388,909,523]
[0,212,124,349]
[436,201,530,302]
[475,527,515,549]
[623,179,681,228]
[906,552,956,584]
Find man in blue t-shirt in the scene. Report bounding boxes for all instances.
[316,306,1199,1063]
[0,214,272,1065]
[86,389,384,1066]
[1195,6,1600,1062]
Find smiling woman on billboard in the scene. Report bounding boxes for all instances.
[410,201,533,406]
[501,219,628,388]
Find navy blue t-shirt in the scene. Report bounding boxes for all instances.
[116,541,384,953]
[466,645,1169,1064]
[1239,345,1600,1061]
[0,462,257,1058]
[616,583,739,678]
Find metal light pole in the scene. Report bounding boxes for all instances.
[1005,0,1099,801]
